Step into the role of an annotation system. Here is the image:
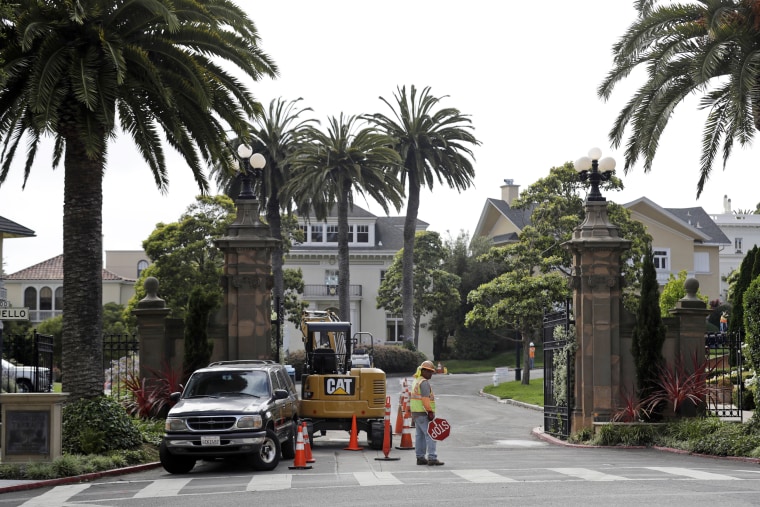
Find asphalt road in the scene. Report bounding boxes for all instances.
[4,371,760,506]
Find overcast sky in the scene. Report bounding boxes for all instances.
[2,0,758,275]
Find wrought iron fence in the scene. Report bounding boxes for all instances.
[705,331,743,420]
[542,299,573,439]
[103,334,139,399]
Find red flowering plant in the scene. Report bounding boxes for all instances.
[612,386,647,422]
[122,362,183,419]
[642,352,712,418]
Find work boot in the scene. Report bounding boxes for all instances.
[416,457,428,465]
[427,459,444,466]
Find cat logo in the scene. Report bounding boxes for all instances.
[324,376,356,395]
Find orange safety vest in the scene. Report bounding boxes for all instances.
[410,376,436,413]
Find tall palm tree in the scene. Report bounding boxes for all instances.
[599,0,760,197]
[0,0,277,400]
[284,114,403,321]
[212,98,316,359]
[369,85,479,348]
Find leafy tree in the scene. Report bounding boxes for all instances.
[659,270,710,315]
[377,231,461,355]
[465,227,571,384]
[433,232,501,359]
[183,286,218,378]
[729,245,760,336]
[369,85,479,352]
[131,196,236,319]
[513,163,651,311]
[0,1,277,401]
[285,114,403,321]
[742,276,760,416]
[631,246,666,414]
[599,0,760,196]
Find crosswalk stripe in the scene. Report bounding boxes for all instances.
[19,483,91,506]
[354,471,404,486]
[549,468,630,481]
[646,467,741,480]
[133,477,192,497]
[247,474,293,491]
[452,469,517,483]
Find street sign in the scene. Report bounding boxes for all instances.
[427,417,451,441]
[0,308,30,320]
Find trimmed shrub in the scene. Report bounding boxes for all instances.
[63,396,142,454]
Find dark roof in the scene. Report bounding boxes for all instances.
[665,207,731,245]
[487,199,534,230]
[0,216,35,239]
[6,254,129,281]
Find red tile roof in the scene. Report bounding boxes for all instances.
[5,254,126,281]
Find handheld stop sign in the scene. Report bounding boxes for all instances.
[427,417,451,441]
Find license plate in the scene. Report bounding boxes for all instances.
[201,435,220,446]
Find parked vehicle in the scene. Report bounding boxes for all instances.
[160,360,299,474]
[1,358,52,392]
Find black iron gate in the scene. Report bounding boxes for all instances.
[542,299,573,439]
[705,331,743,420]
[1,331,54,392]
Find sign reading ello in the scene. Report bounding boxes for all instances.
[0,308,30,321]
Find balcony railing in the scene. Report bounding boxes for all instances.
[303,285,362,298]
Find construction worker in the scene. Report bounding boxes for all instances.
[410,360,444,466]
[529,342,536,370]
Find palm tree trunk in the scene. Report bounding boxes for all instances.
[267,194,284,361]
[337,182,351,322]
[61,133,105,401]
[402,176,420,348]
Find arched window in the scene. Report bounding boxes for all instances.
[40,287,53,310]
[24,287,37,309]
[54,287,63,310]
[137,260,149,278]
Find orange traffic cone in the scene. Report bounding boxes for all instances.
[344,414,363,451]
[376,395,400,461]
[288,425,312,470]
[395,404,414,450]
[394,386,406,435]
[302,421,315,463]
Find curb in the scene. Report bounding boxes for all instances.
[0,462,162,494]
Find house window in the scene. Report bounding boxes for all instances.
[653,249,670,284]
[694,252,709,273]
[386,314,404,342]
[24,287,37,310]
[39,287,52,311]
[380,270,387,283]
[325,269,339,286]
[326,225,338,243]
[298,225,308,243]
[356,225,369,243]
[54,287,63,310]
[137,260,149,278]
[311,224,323,243]
[735,237,743,254]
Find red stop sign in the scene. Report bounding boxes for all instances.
[427,417,451,441]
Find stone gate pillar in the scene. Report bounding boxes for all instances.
[215,194,279,360]
[132,276,171,379]
[564,198,631,430]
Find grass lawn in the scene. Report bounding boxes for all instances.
[482,378,544,406]
[443,349,542,374]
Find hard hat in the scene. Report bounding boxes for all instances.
[530,342,534,347]
[420,360,436,372]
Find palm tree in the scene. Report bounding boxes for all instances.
[599,0,760,197]
[212,98,316,359]
[0,0,277,400]
[284,114,403,321]
[368,85,479,348]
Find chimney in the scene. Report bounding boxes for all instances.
[501,179,519,206]
[724,195,731,213]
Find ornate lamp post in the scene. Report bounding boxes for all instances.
[235,144,266,200]
[574,147,616,201]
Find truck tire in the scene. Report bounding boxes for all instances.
[249,428,280,471]
[367,420,386,450]
[159,442,196,474]
[281,420,297,460]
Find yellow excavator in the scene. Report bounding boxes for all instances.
[298,310,388,449]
